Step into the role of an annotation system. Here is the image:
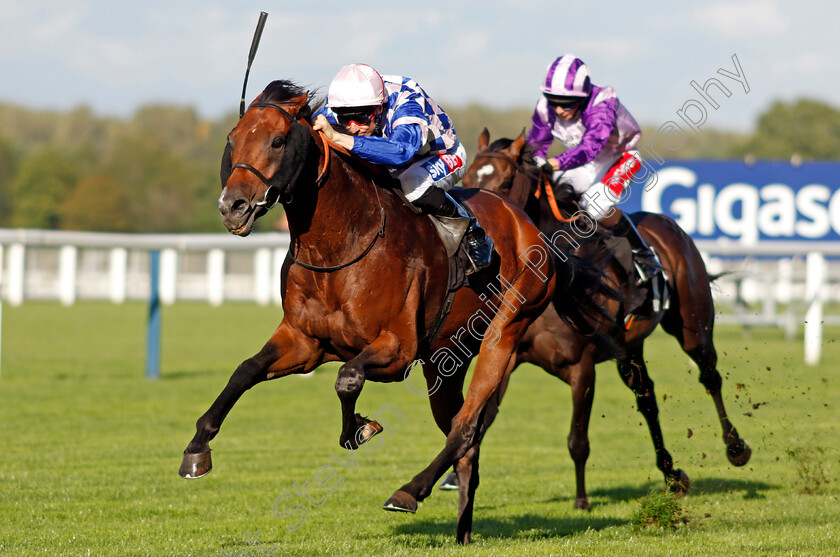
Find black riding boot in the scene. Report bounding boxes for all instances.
[612,213,660,285]
[414,188,494,273]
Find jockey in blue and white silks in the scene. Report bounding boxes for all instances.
[313,64,465,203]
[313,63,491,273]
[526,54,642,222]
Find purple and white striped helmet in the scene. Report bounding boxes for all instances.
[539,54,592,98]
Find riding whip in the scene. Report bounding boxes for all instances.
[240,11,268,118]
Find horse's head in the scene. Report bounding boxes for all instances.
[462,128,537,209]
[219,80,316,235]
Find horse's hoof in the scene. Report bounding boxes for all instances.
[574,497,591,511]
[179,451,212,479]
[727,439,752,467]
[438,472,459,491]
[382,490,418,513]
[341,415,384,449]
[668,469,690,494]
[359,420,383,444]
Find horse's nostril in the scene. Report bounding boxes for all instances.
[231,199,248,215]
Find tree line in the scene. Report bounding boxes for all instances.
[0,98,837,233]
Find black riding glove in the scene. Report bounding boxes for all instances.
[540,162,555,178]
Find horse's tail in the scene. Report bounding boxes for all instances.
[708,270,734,283]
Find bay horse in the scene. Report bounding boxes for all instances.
[179,81,575,544]
[457,129,752,510]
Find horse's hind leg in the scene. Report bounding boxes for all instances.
[617,344,690,492]
[661,311,752,467]
[660,272,752,467]
[179,323,322,478]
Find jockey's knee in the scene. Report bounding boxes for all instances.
[582,185,615,221]
[413,186,456,217]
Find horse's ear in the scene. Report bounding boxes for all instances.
[287,93,309,115]
[220,141,233,187]
[508,129,527,160]
[477,128,490,151]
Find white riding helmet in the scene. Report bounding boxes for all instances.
[327,63,386,108]
[539,54,592,98]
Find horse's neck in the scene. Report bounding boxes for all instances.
[286,155,383,263]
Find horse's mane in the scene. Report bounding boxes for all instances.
[260,80,322,120]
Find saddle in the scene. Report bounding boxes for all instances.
[409,187,487,348]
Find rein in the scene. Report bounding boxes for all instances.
[535,176,582,224]
[234,101,386,273]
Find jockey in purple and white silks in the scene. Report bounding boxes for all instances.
[527,54,660,286]
[313,63,492,273]
[526,54,642,223]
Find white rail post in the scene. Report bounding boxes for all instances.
[58,245,78,306]
[109,247,128,304]
[804,252,825,366]
[207,249,225,307]
[160,248,178,306]
[254,248,271,306]
[778,257,796,339]
[7,244,25,307]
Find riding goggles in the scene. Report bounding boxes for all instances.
[332,106,378,127]
[544,94,585,110]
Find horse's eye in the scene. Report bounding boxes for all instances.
[271,136,285,149]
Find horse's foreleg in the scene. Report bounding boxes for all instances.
[335,332,407,450]
[179,323,321,478]
[384,334,520,521]
[566,357,595,510]
[617,345,689,492]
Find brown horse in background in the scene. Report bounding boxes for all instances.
[178,81,569,544]
[458,129,752,510]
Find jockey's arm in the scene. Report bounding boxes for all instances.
[525,108,555,160]
[554,100,617,171]
[312,104,427,167]
[351,123,424,166]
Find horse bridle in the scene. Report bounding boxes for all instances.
[473,151,521,192]
[230,101,332,210]
[232,100,386,273]
[474,149,581,223]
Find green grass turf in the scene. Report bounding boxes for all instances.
[0,301,837,556]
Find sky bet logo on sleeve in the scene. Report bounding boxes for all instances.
[623,161,840,245]
[424,153,464,181]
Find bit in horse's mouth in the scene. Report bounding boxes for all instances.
[228,205,260,236]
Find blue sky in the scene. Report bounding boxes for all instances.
[1,0,838,132]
